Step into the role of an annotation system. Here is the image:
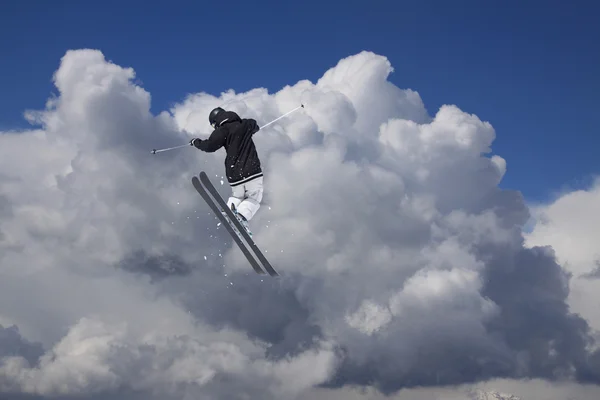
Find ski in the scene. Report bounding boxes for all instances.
[199,171,279,277]
[192,175,266,275]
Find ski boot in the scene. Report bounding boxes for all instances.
[220,209,244,241]
[231,204,253,238]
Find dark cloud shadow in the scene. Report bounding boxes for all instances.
[0,324,44,367]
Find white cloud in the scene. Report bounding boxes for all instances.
[300,379,600,400]
[345,299,393,335]
[0,316,337,398]
[525,177,600,332]
[525,178,600,275]
[0,48,598,399]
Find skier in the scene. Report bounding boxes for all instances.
[189,107,263,237]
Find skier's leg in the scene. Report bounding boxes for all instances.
[236,177,263,221]
[227,184,245,211]
[223,184,246,237]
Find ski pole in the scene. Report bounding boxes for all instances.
[151,143,190,154]
[259,104,304,130]
[150,104,304,155]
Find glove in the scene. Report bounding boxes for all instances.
[190,138,201,147]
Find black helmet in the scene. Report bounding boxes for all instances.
[209,107,225,128]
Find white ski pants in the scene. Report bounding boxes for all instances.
[226,176,263,221]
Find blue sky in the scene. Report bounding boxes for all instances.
[1,0,598,202]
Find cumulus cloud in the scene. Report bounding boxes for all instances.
[300,378,600,400]
[0,48,599,399]
[525,178,600,333]
[525,179,600,273]
[0,317,337,399]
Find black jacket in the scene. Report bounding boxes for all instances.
[192,111,262,186]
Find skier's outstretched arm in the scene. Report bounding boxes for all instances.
[191,128,226,153]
